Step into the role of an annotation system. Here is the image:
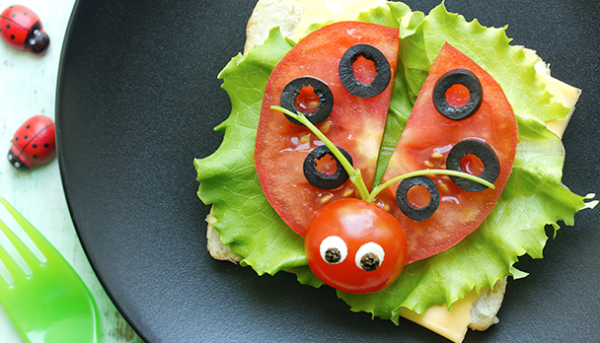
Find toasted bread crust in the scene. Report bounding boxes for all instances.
[206,208,241,263]
[469,278,507,331]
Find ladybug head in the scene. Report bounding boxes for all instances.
[25,22,50,55]
[7,150,30,172]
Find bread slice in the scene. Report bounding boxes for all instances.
[205,0,578,340]
[206,208,241,263]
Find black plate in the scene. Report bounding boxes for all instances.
[56,1,600,342]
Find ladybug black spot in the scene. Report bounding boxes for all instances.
[10,34,15,40]
[26,125,30,129]
[396,176,440,222]
[303,145,353,189]
[433,69,482,121]
[33,155,38,159]
[44,143,49,148]
[15,137,18,141]
[24,12,28,16]
[32,144,38,149]
[446,139,499,192]
[11,13,16,18]
[24,135,28,139]
[6,24,10,29]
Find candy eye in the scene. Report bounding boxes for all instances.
[320,236,348,264]
[355,242,385,272]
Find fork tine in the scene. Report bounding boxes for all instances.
[0,198,56,261]
[0,219,28,283]
[0,204,42,268]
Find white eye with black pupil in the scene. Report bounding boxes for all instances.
[320,236,348,264]
[355,242,385,272]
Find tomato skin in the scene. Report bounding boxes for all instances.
[305,199,408,294]
[255,21,399,237]
[379,43,518,263]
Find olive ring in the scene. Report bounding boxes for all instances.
[280,77,334,126]
[433,68,483,120]
[339,44,391,98]
[446,139,499,192]
[303,145,353,189]
[396,176,440,222]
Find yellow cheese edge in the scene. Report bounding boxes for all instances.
[293,0,387,40]
[287,2,580,342]
[536,63,581,138]
[399,289,479,343]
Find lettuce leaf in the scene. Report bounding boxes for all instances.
[195,30,308,275]
[195,2,589,322]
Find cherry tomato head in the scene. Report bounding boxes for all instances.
[305,199,408,294]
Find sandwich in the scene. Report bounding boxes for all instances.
[195,1,597,341]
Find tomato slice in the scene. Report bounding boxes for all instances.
[255,22,400,237]
[378,43,518,263]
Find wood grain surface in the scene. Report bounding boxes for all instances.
[0,0,142,341]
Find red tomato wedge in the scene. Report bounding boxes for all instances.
[378,43,518,263]
[255,22,400,237]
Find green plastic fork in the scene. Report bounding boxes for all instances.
[0,197,99,343]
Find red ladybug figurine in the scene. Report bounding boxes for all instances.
[7,115,56,171]
[0,5,49,54]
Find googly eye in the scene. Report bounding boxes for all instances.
[355,242,385,272]
[320,236,348,264]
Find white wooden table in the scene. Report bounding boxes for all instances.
[0,0,141,341]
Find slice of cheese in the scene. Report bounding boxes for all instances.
[520,47,581,138]
[399,290,479,343]
[293,0,387,40]
[536,62,581,138]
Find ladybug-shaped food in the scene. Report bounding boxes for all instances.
[254,19,518,293]
[0,5,49,54]
[7,115,56,171]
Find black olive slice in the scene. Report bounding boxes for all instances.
[446,139,499,192]
[396,176,440,222]
[433,68,483,120]
[303,145,353,189]
[339,44,391,98]
[280,77,333,126]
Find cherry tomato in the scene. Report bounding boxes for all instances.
[305,199,408,294]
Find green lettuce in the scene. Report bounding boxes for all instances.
[195,2,591,322]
